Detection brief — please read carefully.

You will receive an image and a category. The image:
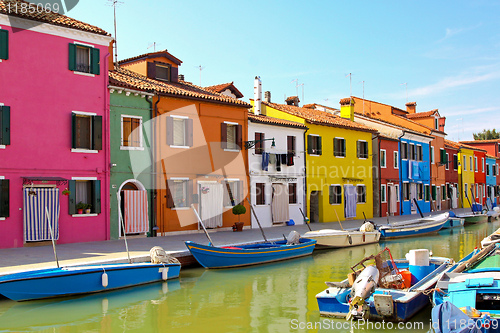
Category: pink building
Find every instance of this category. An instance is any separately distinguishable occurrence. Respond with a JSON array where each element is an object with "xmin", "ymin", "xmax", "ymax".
[{"xmin": 0, "ymin": 4, "xmax": 113, "ymax": 248}]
